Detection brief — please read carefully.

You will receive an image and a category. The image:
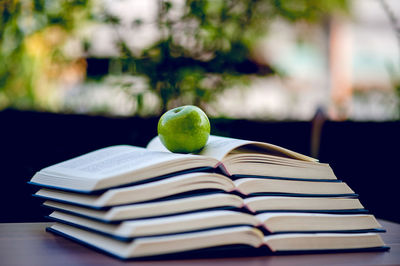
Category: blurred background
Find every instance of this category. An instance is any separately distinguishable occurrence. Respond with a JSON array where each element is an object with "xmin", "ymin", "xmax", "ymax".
[
  {"xmin": 1, "ymin": 0, "xmax": 399, "ymax": 223},
  {"xmin": 2, "ymin": 0, "xmax": 400, "ymax": 120}
]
